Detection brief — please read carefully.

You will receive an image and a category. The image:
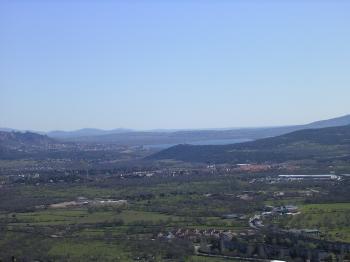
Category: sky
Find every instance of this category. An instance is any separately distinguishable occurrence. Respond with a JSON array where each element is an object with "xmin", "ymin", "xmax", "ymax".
[{"xmin": 1, "ymin": 0, "xmax": 350, "ymax": 131}]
